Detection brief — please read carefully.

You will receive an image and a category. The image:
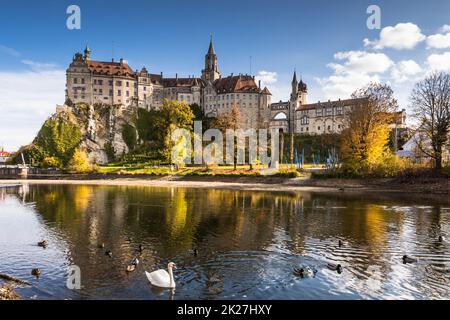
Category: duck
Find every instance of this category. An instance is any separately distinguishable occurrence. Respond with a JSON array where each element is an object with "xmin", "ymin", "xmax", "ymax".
[
  {"xmin": 145, "ymin": 262, "xmax": 177, "ymax": 289},
  {"xmin": 338, "ymin": 240, "xmax": 343, "ymax": 247},
  {"xmin": 37, "ymin": 240, "xmax": 48, "ymax": 248},
  {"xmin": 438, "ymin": 235, "xmax": 445, "ymax": 242},
  {"xmin": 338, "ymin": 187, "xmax": 345, "ymax": 192},
  {"xmin": 105, "ymin": 250, "xmax": 113, "ymax": 258},
  {"xmin": 135, "ymin": 244, "xmax": 144, "ymax": 253},
  {"xmin": 126, "ymin": 257, "xmax": 140, "ymax": 273},
  {"xmin": 98, "ymin": 243, "xmax": 105, "ymax": 249},
  {"xmin": 192, "ymin": 248, "xmax": 198, "ymax": 257},
  {"xmin": 31, "ymin": 268, "xmax": 41, "ymax": 278},
  {"xmin": 293, "ymin": 266, "xmax": 317, "ymax": 278},
  {"xmin": 327, "ymin": 263, "xmax": 343, "ymax": 274},
  {"xmin": 402, "ymin": 255, "xmax": 418, "ymax": 264}
]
